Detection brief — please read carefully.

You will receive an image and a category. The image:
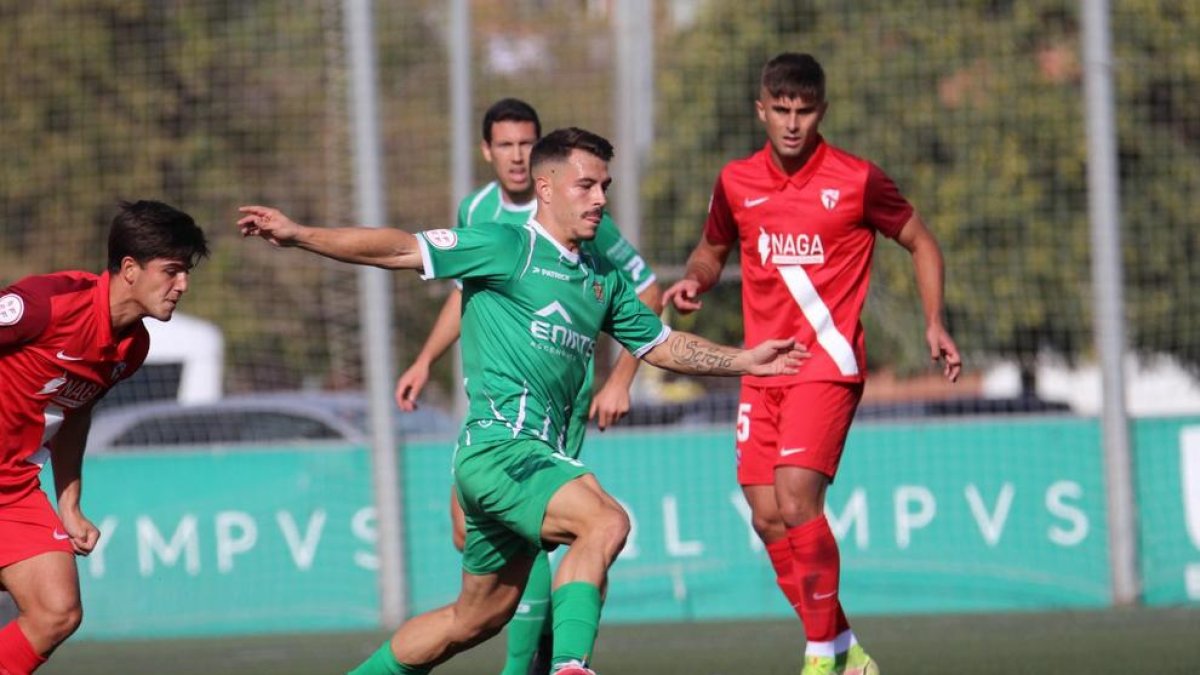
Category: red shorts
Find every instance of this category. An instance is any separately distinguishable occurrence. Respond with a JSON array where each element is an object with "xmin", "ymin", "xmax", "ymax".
[
  {"xmin": 0, "ymin": 489, "xmax": 74, "ymax": 570},
  {"xmin": 735, "ymin": 381, "xmax": 864, "ymax": 485}
]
